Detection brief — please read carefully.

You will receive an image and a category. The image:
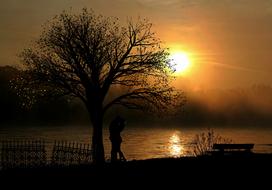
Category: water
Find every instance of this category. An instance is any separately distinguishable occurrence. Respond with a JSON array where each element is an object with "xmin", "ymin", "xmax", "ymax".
[{"xmin": 0, "ymin": 125, "xmax": 271, "ymax": 161}]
